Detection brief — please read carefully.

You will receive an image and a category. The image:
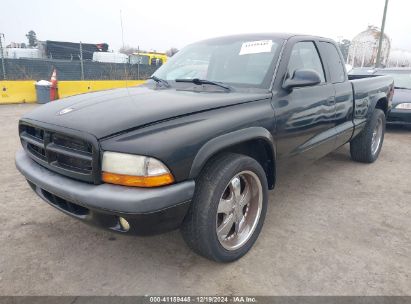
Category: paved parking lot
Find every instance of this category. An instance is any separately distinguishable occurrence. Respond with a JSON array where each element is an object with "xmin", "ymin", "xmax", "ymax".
[{"xmin": 0, "ymin": 104, "xmax": 410, "ymax": 295}]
